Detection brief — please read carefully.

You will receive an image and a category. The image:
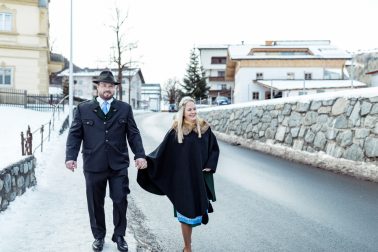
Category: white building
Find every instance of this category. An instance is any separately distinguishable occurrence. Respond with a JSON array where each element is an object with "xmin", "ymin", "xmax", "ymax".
[
  {"xmin": 225, "ymin": 40, "xmax": 367, "ymax": 103},
  {"xmin": 140, "ymin": 83, "xmax": 161, "ymax": 111},
  {"xmin": 197, "ymin": 45, "xmax": 234, "ymax": 103},
  {"xmin": 366, "ymin": 70, "xmax": 378, "ymax": 87},
  {"xmin": 58, "ymin": 68, "xmax": 145, "ymax": 109}
]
